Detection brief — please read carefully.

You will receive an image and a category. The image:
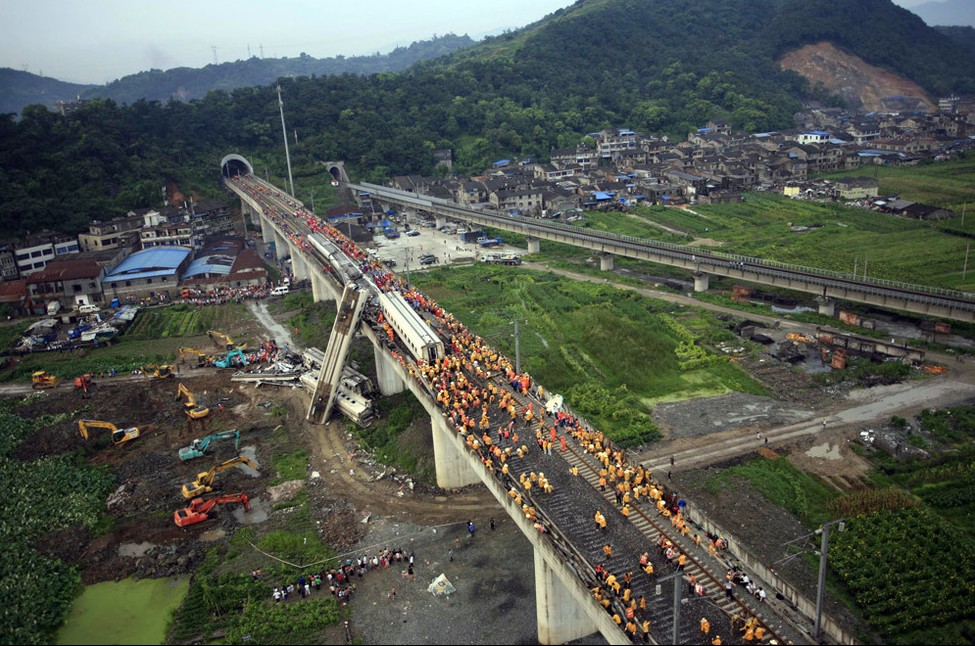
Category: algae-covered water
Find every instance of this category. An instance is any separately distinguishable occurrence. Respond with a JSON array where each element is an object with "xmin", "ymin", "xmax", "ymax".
[{"xmin": 57, "ymin": 577, "xmax": 189, "ymax": 645}]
